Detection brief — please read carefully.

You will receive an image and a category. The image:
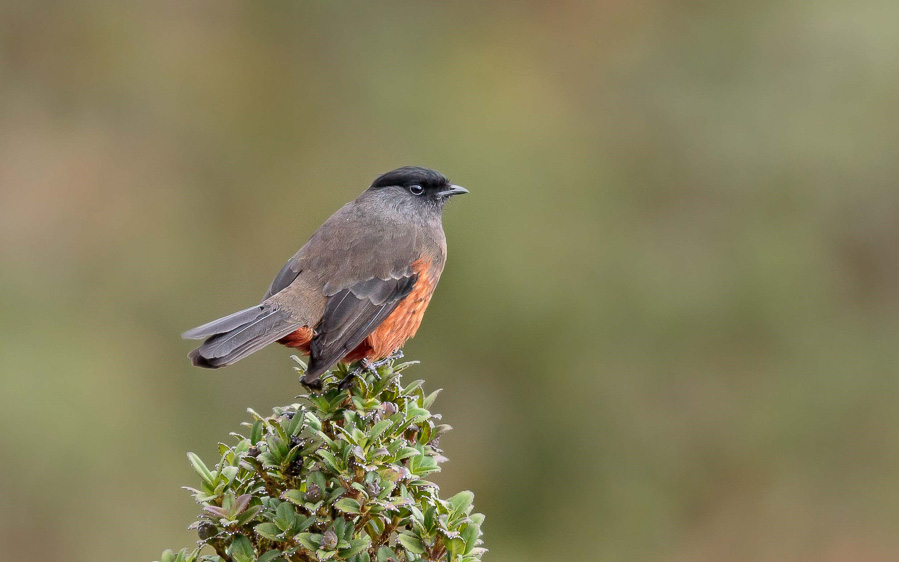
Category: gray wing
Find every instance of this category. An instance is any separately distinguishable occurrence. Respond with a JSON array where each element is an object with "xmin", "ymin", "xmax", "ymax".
[
  {"xmin": 305, "ymin": 274, "xmax": 418, "ymax": 379},
  {"xmin": 263, "ymin": 255, "xmax": 302, "ymax": 300}
]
